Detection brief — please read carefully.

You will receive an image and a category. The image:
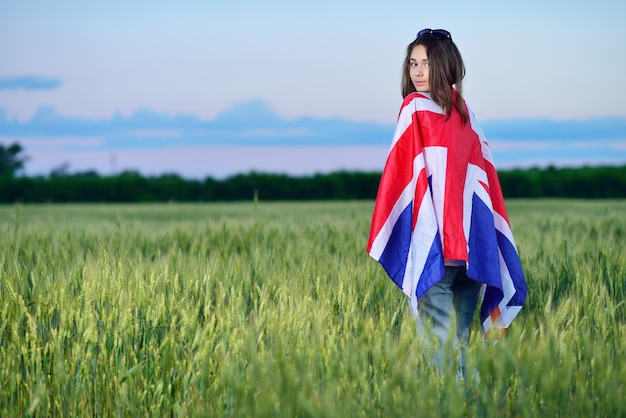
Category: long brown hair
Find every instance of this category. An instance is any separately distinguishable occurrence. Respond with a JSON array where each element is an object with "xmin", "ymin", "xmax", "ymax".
[{"xmin": 401, "ymin": 32, "xmax": 468, "ymax": 124}]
